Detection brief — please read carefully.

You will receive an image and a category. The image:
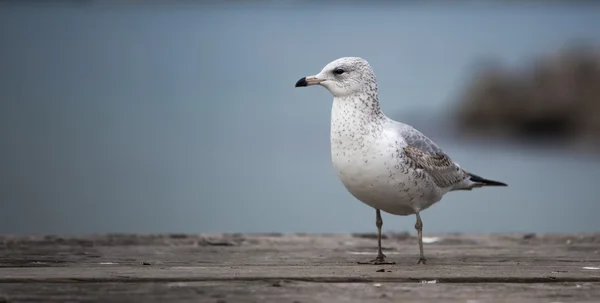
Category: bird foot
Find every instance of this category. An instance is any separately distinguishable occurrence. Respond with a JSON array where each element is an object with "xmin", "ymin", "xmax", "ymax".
[
  {"xmin": 358, "ymin": 254, "xmax": 396, "ymax": 265},
  {"xmin": 416, "ymin": 257, "xmax": 427, "ymax": 265}
]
